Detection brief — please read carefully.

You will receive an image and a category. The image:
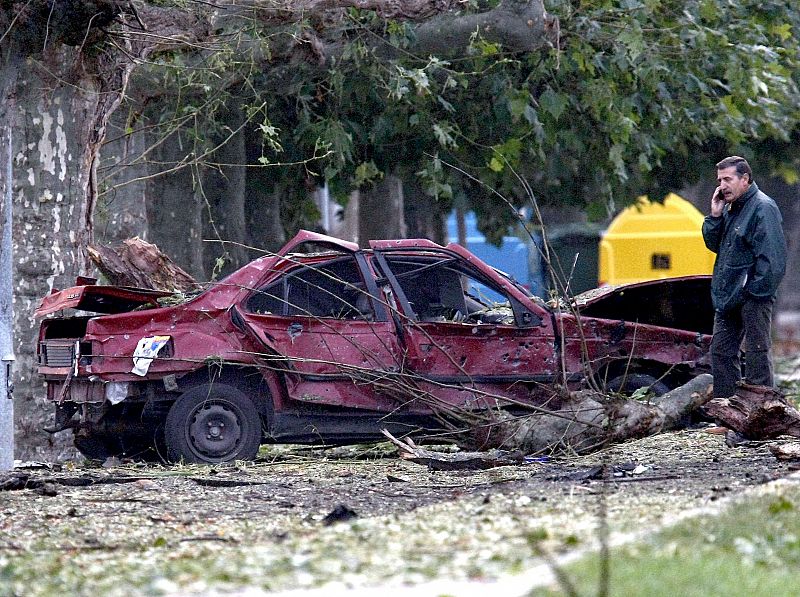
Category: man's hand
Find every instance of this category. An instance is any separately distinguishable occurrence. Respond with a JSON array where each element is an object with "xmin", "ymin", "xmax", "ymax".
[{"xmin": 711, "ymin": 186, "xmax": 725, "ymax": 217}]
